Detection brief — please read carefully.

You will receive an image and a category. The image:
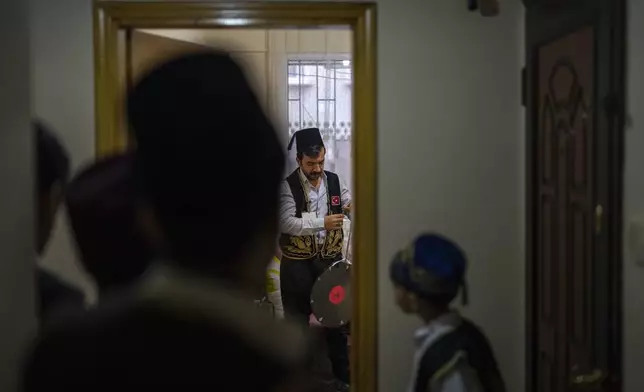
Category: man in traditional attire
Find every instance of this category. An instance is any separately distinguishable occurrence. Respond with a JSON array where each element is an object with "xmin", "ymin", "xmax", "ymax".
[
  {"xmin": 389, "ymin": 233, "xmax": 506, "ymax": 392},
  {"xmin": 279, "ymin": 127, "xmax": 352, "ymax": 391},
  {"xmin": 65, "ymin": 153, "xmax": 153, "ymax": 298},
  {"xmin": 22, "ymin": 52, "xmax": 309, "ymax": 391}
]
